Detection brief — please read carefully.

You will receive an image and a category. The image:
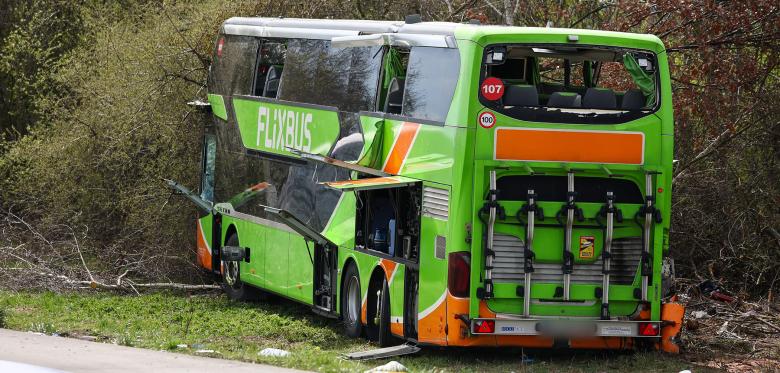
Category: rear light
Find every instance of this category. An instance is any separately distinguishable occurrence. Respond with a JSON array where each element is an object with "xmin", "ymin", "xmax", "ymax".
[
  {"xmin": 638, "ymin": 322, "xmax": 660, "ymax": 336},
  {"xmin": 448, "ymin": 252, "xmax": 471, "ymax": 297},
  {"xmin": 216, "ymin": 37, "xmax": 225, "ymax": 57},
  {"xmin": 473, "ymin": 320, "xmax": 495, "ymax": 334}
]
